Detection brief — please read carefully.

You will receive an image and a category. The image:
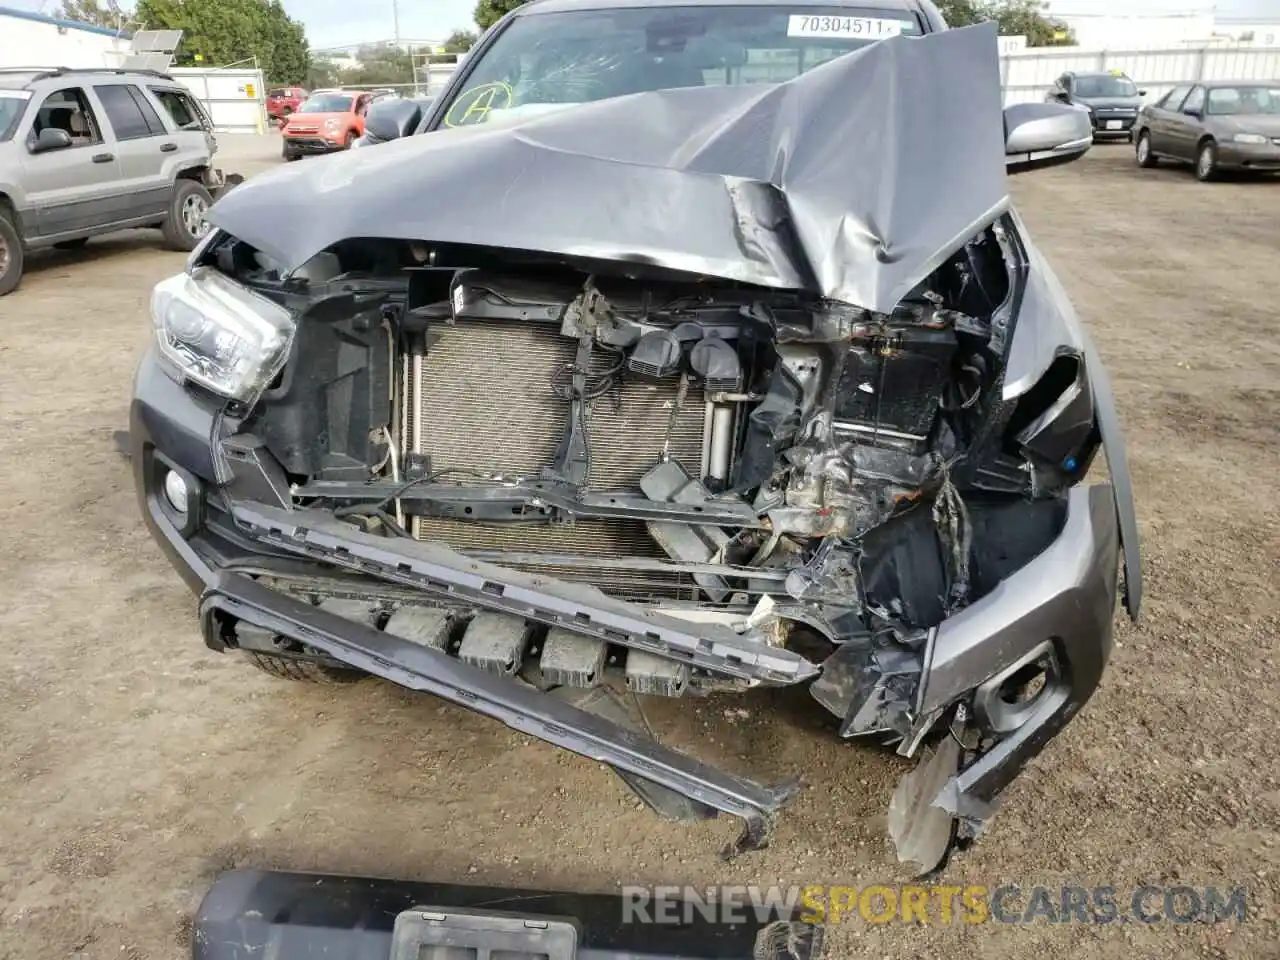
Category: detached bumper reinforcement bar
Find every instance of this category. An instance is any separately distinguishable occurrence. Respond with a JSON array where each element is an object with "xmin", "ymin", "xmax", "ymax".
[
  {"xmin": 200, "ymin": 572, "xmax": 799, "ymax": 855},
  {"xmin": 231, "ymin": 501, "xmax": 819, "ymax": 686}
]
